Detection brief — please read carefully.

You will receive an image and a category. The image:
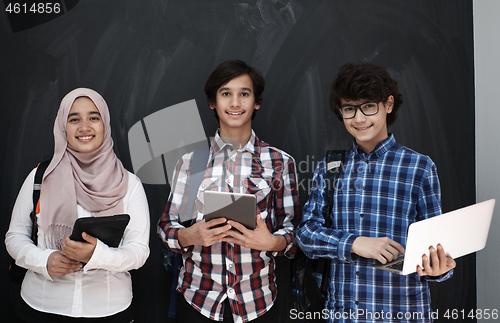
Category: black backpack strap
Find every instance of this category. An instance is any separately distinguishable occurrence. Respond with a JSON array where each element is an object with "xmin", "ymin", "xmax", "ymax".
[
  {"xmin": 167, "ymin": 146, "xmax": 210, "ymax": 318},
  {"xmin": 325, "ymin": 150, "xmax": 345, "ymax": 226},
  {"xmin": 185, "ymin": 146, "xmax": 210, "ymax": 223},
  {"xmin": 30, "ymin": 158, "xmax": 51, "ymax": 245},
  {"xmin": 315, "ymin": 149, "xmax": 345, "ymax": 296}
]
